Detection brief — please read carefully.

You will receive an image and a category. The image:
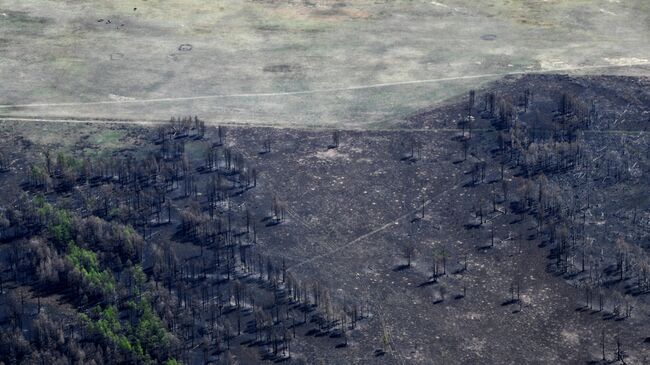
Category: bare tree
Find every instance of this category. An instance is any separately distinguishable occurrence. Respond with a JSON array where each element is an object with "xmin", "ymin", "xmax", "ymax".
[
  {"xmin": 403, "ymin": 243, "xmax": 415, "ymax": 268},
  {"xmin": 330, "ymin": 131, "xmax": 340, "ymax": 149}
]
